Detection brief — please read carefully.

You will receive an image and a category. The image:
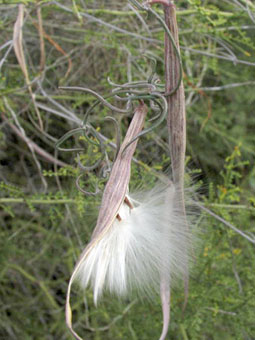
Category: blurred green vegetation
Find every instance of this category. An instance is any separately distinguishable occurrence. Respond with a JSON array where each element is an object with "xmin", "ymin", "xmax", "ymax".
[{"xmin": 0, "ymin": 0, "xmax": 255, "ymax": 339}]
